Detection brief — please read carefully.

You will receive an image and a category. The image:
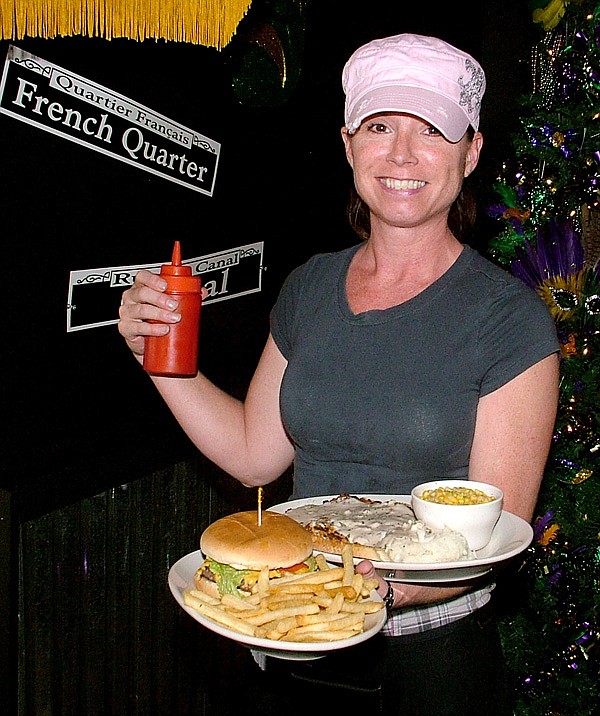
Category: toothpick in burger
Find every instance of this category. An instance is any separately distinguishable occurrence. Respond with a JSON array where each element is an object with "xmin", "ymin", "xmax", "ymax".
[{"xmin": 194, "ymin": 510, "xmax": 316, "ymax": 598}]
